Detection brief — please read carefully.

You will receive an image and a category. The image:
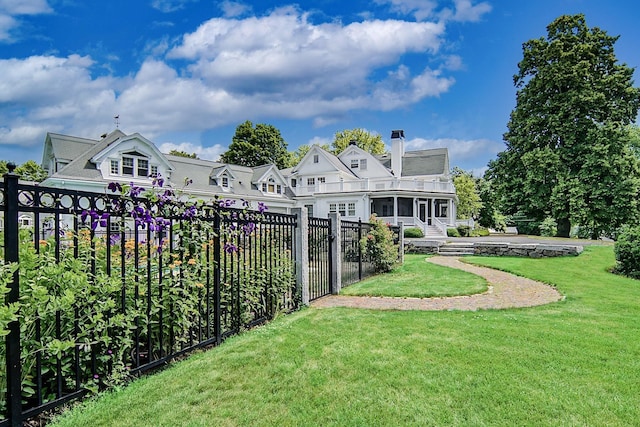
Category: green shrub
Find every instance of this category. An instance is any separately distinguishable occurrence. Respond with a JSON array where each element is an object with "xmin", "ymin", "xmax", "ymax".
[
  {"xmin": 456, "ymin": 225, "xmax": 471, "ymax": 237},
  {"xmin": 470, "ymin": 227, "xmax": 490, "ymax": 237},
  {"xmin": 361, "ymin": 215, "xmax": 399, "ymax": 273},
  {"xmin": 447, "ymin": 228, "xmax": 460, "ymax": 237},
  {"xmin": 403, "ymin": 227, "xmax": 424, "ymax": 238},
  {"xmin": 614, "ymin": 225, "xmax": 640, "ymax": 279},
  {"xmin": 539, "ymin": 217, "xmax": 558, "ymax": 237}
]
